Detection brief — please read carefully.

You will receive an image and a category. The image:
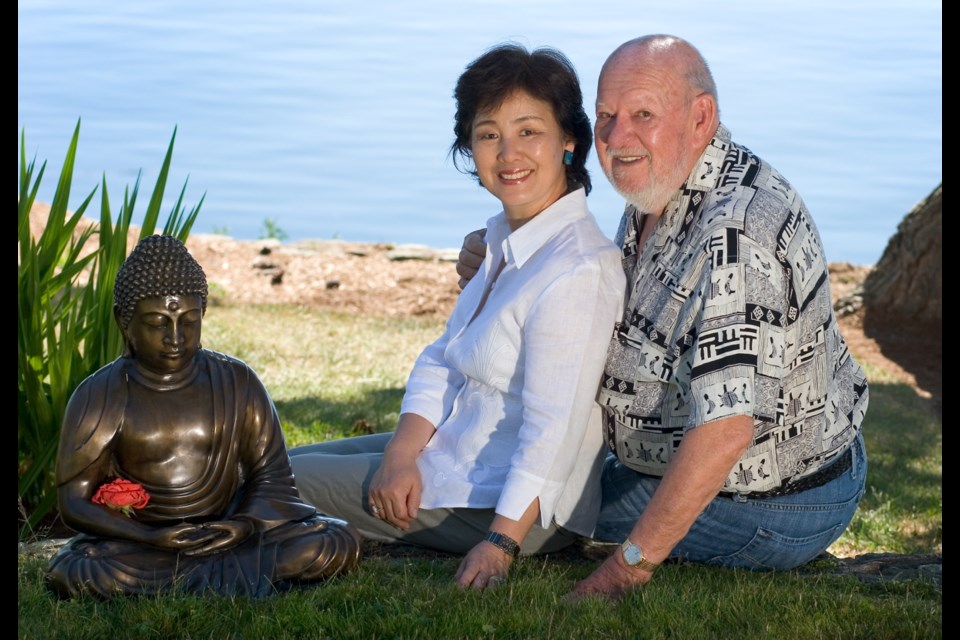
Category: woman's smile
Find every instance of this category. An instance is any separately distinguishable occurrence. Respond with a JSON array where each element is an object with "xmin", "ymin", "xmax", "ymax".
[{"xmin": 470, "ymin": 91, "xmax": 573, "ymax": 229}]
